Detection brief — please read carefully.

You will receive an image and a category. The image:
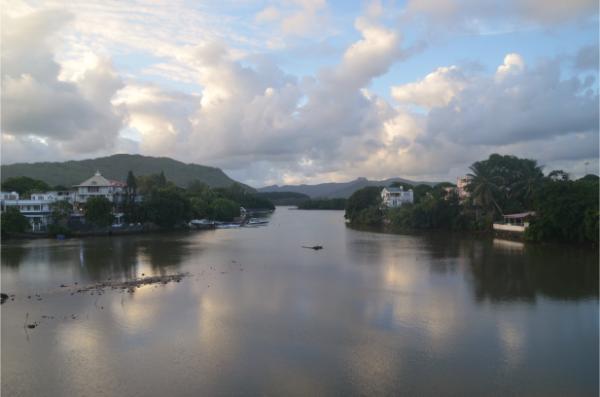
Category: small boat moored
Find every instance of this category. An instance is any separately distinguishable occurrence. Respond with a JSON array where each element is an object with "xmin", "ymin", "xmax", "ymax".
[{"xmin": 246, "ymin": 218, "xmax": 269, "ymax": 226}]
